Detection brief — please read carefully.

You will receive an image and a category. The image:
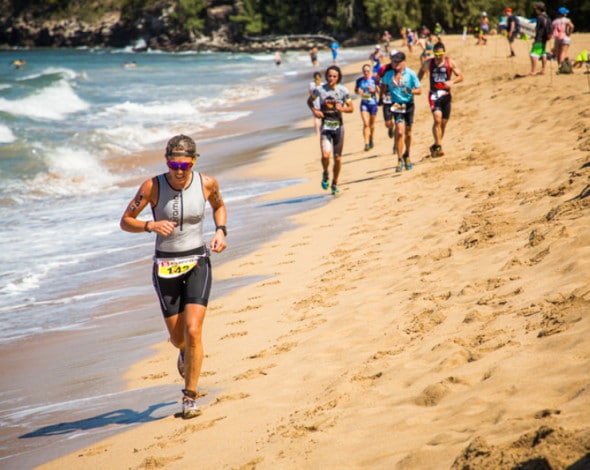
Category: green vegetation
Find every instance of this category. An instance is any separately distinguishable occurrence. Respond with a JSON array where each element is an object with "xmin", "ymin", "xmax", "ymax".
[{"xmin": 2, "ymin": 0, "xmax": 588, "ymax": 39}]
